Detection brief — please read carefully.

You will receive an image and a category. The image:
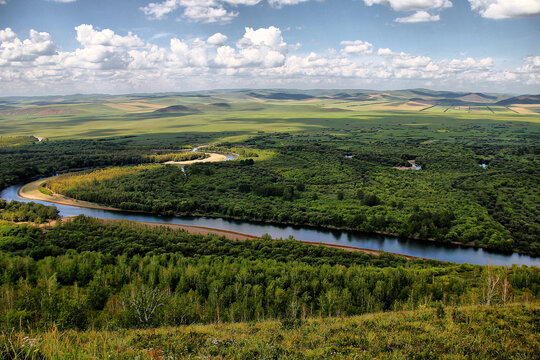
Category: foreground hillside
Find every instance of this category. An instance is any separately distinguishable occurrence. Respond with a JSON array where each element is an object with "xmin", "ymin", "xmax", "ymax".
[{"xmin": 2, "ymin": 304, "xmax": 538, "ymax": 359}]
